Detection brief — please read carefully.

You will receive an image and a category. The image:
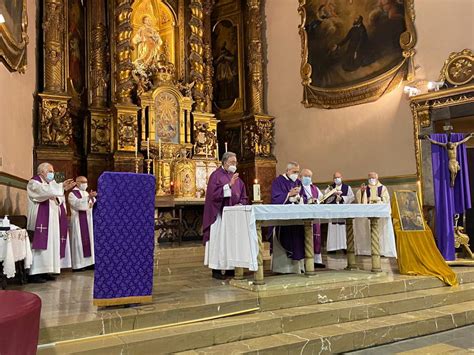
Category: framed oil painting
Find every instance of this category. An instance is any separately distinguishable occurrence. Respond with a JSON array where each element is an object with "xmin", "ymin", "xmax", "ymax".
[
  {"xmin": 0, "ymin": 0, "xmax": 28, "ymax": 72},
  {"xmin": 394, "ymin": 190, "xmax": 426, "ymax": 232},
  {"xmin": 299, "ymin": 0, "xmax": 416, "ymax": 109}
]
